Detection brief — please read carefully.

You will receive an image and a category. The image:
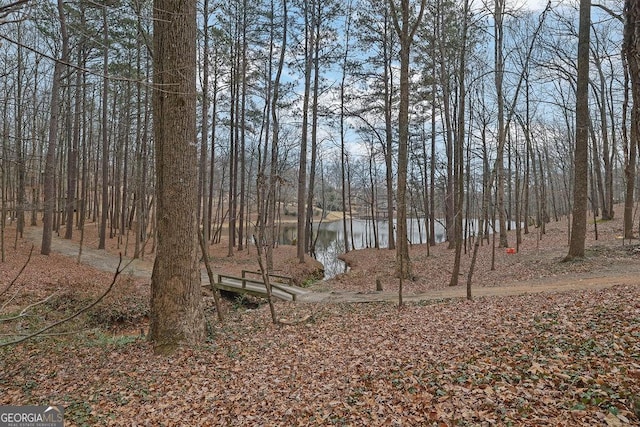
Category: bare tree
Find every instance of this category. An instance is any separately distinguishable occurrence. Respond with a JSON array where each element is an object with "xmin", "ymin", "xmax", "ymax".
[
  {"xmin": 98, "ymin": 3, "xmax": 109, "ymax": 250},
  {"xmin": 565, "ymin": 0, "xmax": 591, "ymax": 261},
  {"xmin": 623, "ymin": 0, "xmax": 639, "ymax": 239},
  {"xmin": 41, "ymin": 0, "xmax": 69, "ymax": 256},
  {"xmin": 388, "ymin": 0, "xmax": 427, "ymax": 286},
  {"xmin": 339, "ymin": 0, "xmax": 354, "ymax": 253},
  {"xmin": 448, "ymin": 0, "xmax": 471, "ymax": 287}
]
